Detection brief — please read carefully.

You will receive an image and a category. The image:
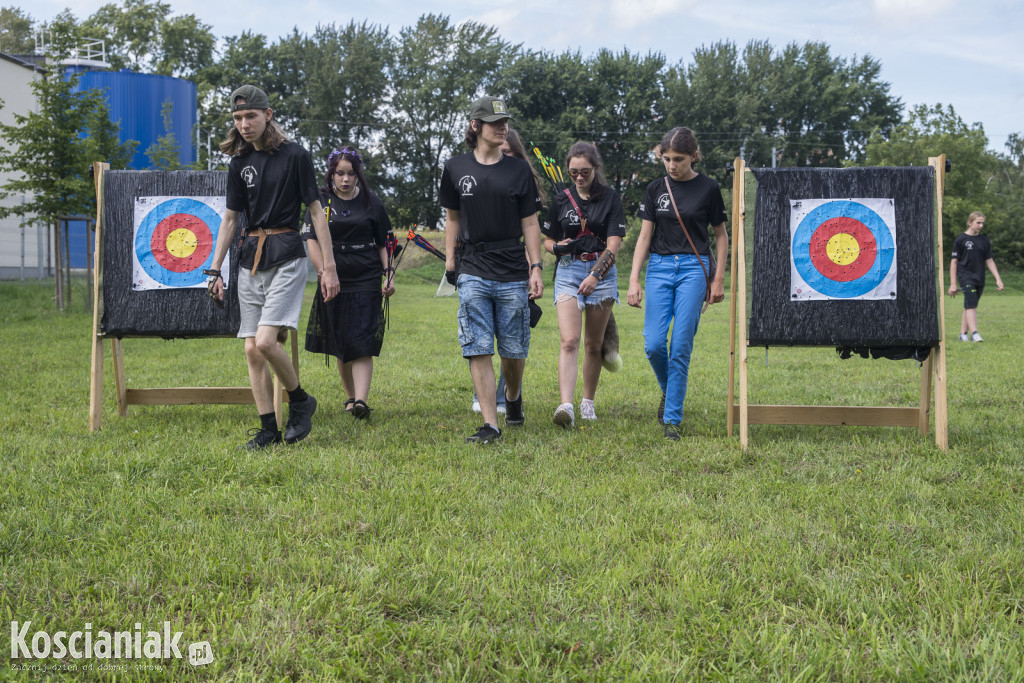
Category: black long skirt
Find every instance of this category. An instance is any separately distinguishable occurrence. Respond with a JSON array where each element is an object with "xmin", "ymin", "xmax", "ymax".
[{"xmin": 305, "ymin": 288, "xmax": 385, "ymax": 361}]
